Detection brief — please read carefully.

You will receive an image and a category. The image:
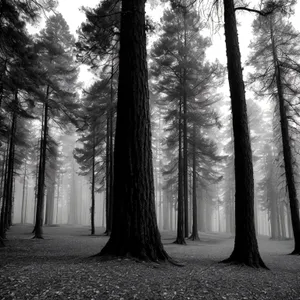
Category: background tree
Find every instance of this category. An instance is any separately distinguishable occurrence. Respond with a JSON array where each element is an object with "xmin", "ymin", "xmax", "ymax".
[
  {"xmin": 151, "ymin": 6, "xmax": 223, "ymax": 243},
  {"xmin": 32, "ymin": 13, "xmax": 79, "ymax": 239},
  {"xmin": 77, "ymin": 0, "xmax": 119, "ymax": 234},
  {"xmin": 74, "ymin": 80, "xmax": 109, "ymax": 235},
  {"xmin": 248, "ymin": 5, "xmax": 300, "ymax": 254}
]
